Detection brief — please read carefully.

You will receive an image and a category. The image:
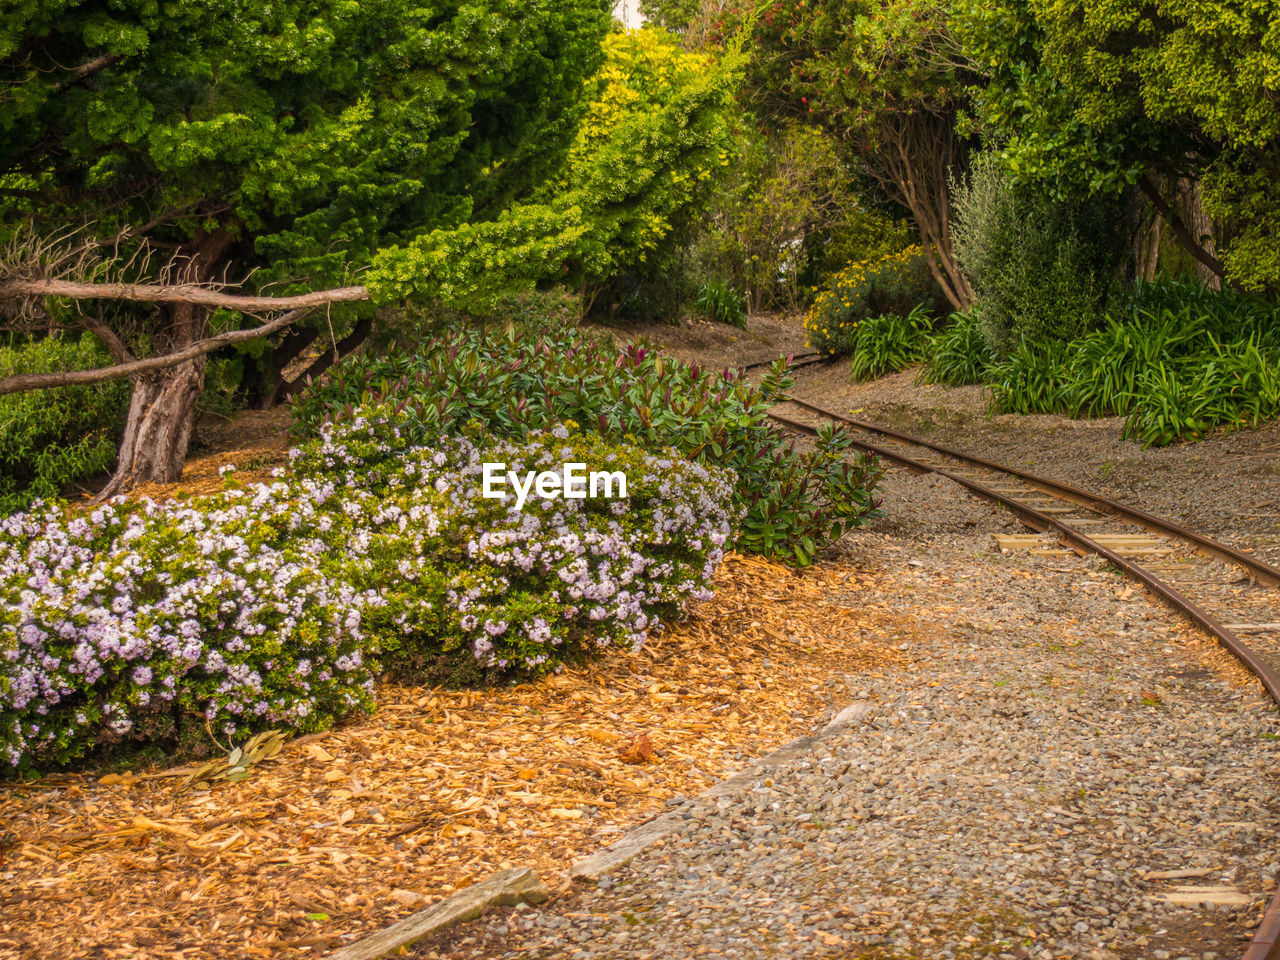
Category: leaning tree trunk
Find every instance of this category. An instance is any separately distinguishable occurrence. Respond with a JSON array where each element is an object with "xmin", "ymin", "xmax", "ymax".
[
  {"xmin": 99, "ymin": 356, "xmax": 206, "ymax": 498},
  {"xmin": 96, "ymin": 229, "xmax": 232, "ymax": 499},
  {"xmin": 871, "ymin": 111, "xmax": 974, "ymax": 312}
]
